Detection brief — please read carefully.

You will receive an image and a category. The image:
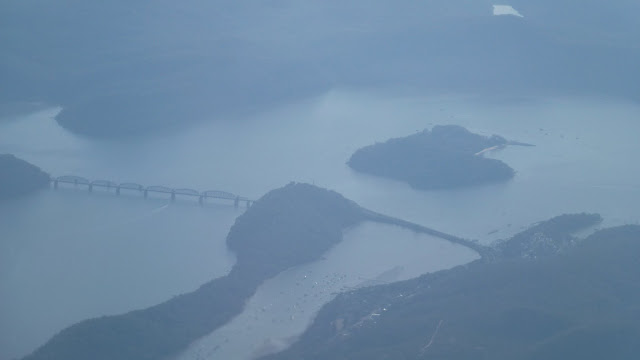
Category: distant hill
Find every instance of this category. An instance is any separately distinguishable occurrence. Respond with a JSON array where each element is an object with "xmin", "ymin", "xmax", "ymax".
[
  {"xmin": 2, "ymin": 1, "xmax": 639, "ymax": 137},
  {"xmin": 264, "ymin": 224, "xmax": 640, "ymax": 360},
  {"xmin": 0, "ymin": 154, "xmax": 50, "ymax": 200},
  {"xmin": 348, "ymin": 125, "xmax": 516, "ymax": 189}
]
